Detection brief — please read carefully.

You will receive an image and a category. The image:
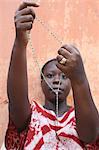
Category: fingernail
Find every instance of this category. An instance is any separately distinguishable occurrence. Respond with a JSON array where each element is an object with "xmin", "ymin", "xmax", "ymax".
[
  {"xmin": 33, "ymin": 0, "xmax": 40, "ymax": 5},
  {"xmin": 23, "ymin": 0, "xmax": 40, "ymax": 5}
]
